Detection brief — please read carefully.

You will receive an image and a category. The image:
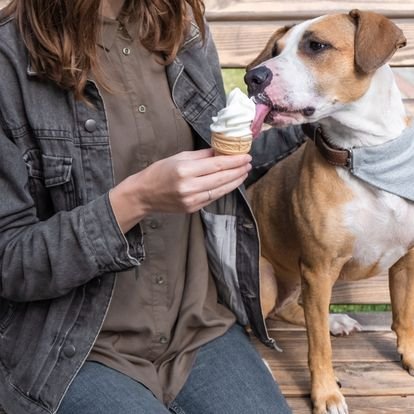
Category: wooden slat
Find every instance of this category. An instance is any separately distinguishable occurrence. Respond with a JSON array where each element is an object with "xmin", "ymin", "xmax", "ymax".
[
  {"xmin": 405, "ymin": 98, "xmax": 414, "ymax": 115},
  {"xmin": 286, "ymin": 396, "xmax": 414, "ymax": 414},
  {"xmin": 252, "ymin": 315, "xmax": 414, "ymax": 411},
  {"xmin": 205, "ymin": 0, "xmax": 414, "ymax": 21},
  {"xmin": 209, "ymin": 20, "xmax": 414, "ymax": 67},
  {"xmin": 252, "ymin": 329, "xmax": 414, "ymax": 398},
  {"xmin": 269, "ymin": 361, "xmax": 414, "ymax": 397},
  {"xmin": 331, "ymin": 273, "xmax": 390, "ymax": 304},
  {"xmin": 254, "ymin": 331, "xmax": 400, "ymax": 363},
  {"xmin": 266, "ymin": 311, "xmax": 393, "ymax": 332}
]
